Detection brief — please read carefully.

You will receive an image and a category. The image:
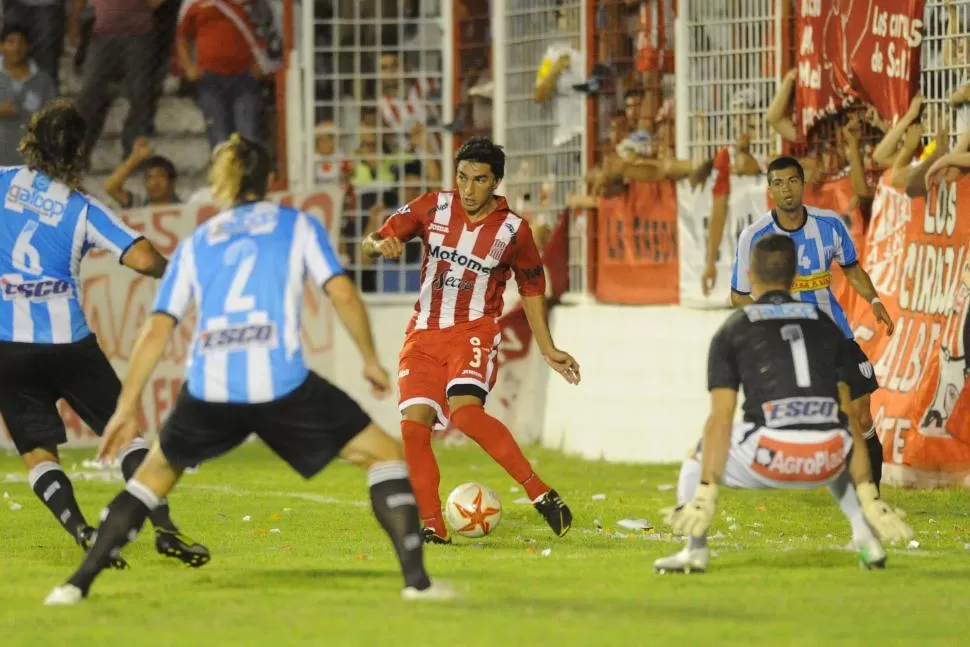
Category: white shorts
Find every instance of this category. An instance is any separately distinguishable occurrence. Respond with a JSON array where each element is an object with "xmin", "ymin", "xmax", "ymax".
[{"xmin": 704, "ymin": 423, "xmax": 853, "ymax": 490}]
